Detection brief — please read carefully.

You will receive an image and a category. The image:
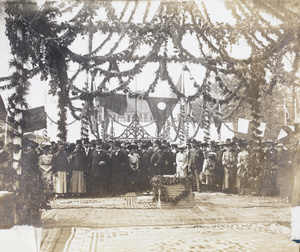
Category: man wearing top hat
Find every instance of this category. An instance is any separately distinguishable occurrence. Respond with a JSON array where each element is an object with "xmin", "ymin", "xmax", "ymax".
[
  {"xmin": 222, "ymin": 138, "xmax": 237, "ymax": 193},
  {"xmin": 150, "ymin": 140, "xmax": 165, "ymax": 177},
  {"xmin": 110, "ymin": 141, "xmax": 129, "ymax": 196},
  {"xmin": 139, "ymin": 142, "xmax": 152, "ymax": 191},
  {"xmin": 90, "ymin": 139, "xmax": 111, "ymax": 197},
  {"xmin": 189, "ymin": 139, "xmax": 204, "ymax": 192},
  {"xmin": 215, "ymin": 141, "xmax": 225, "ymax": 192},
  {"xmin": 82, "ymin": 138, "xmax": 93, "ymax": 194}
]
